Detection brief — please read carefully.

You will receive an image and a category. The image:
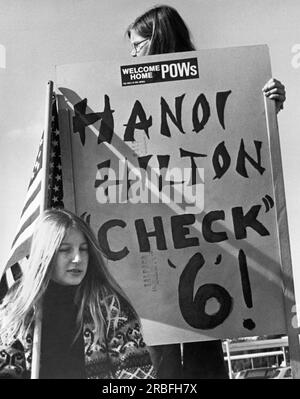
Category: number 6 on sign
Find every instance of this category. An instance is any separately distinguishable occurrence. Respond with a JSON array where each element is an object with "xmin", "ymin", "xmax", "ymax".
[{"xmin": 178, "ymin": 252, "xmax": 233, "ymax": 329}]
